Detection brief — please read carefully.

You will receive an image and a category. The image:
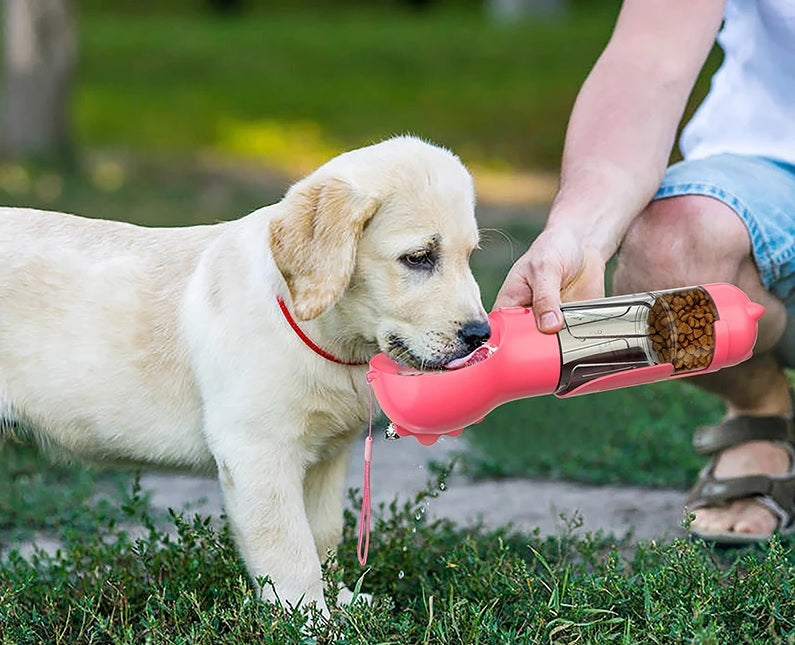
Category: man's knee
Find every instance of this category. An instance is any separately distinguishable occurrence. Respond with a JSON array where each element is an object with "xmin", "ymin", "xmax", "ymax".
[{"xmin": 613, "ymin": 194, "xmax": 751, "ymax": 293}]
